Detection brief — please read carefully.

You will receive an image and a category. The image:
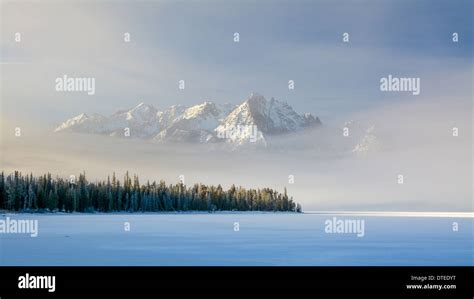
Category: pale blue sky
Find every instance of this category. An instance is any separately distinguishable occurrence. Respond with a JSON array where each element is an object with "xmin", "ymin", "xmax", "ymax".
[{"xmin": 1, "ymin": 0, "xmax": 472, "ymax": 126}]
